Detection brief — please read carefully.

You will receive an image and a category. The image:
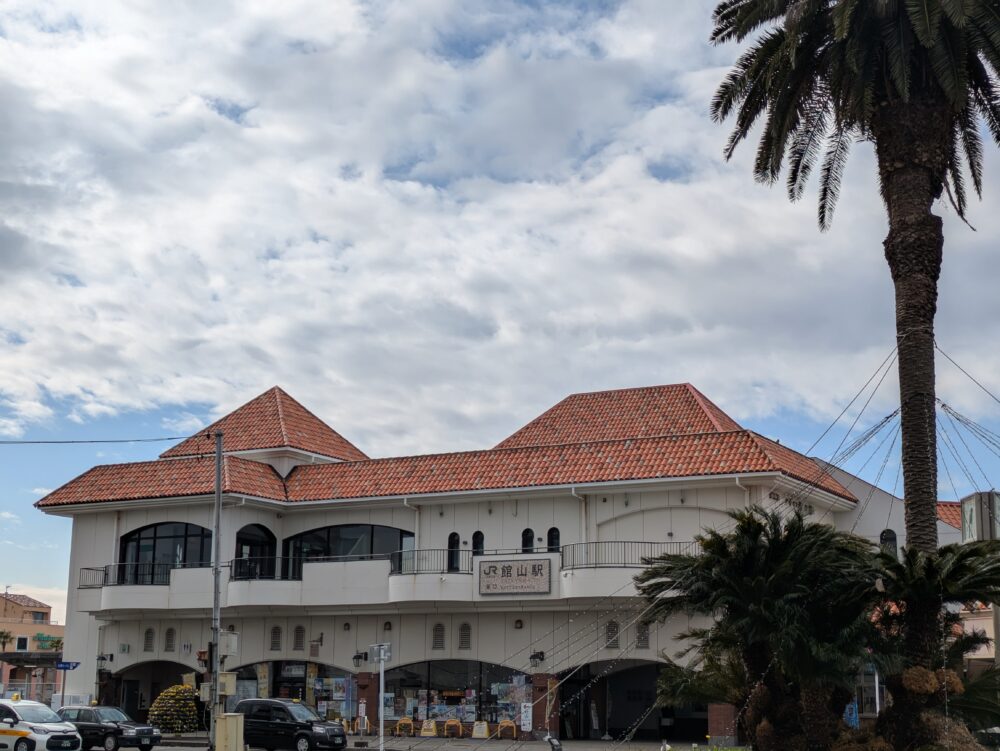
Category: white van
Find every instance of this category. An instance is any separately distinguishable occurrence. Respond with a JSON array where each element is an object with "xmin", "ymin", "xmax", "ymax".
[{"xmin": 0, "ymin": 698, "xmax": 82, "ymax": 751}]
